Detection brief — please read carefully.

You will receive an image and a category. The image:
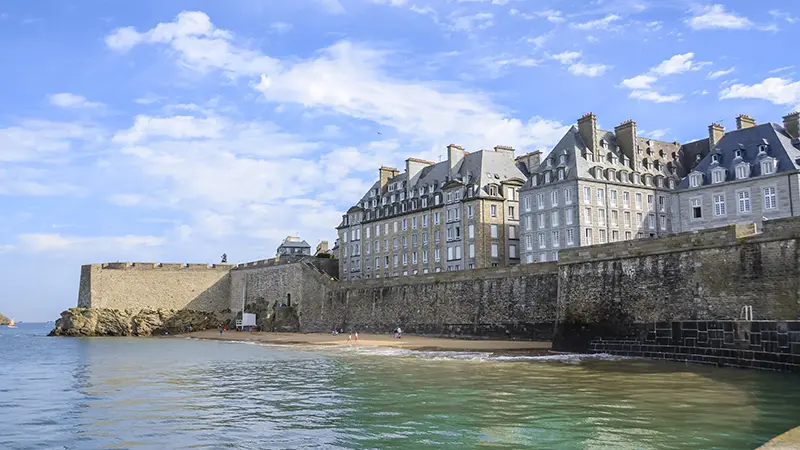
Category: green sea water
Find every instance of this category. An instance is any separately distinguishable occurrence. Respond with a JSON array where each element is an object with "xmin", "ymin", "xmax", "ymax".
[{"xmin": 2, "ymin": 324, "xmax": 799, "ymax": 449}]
